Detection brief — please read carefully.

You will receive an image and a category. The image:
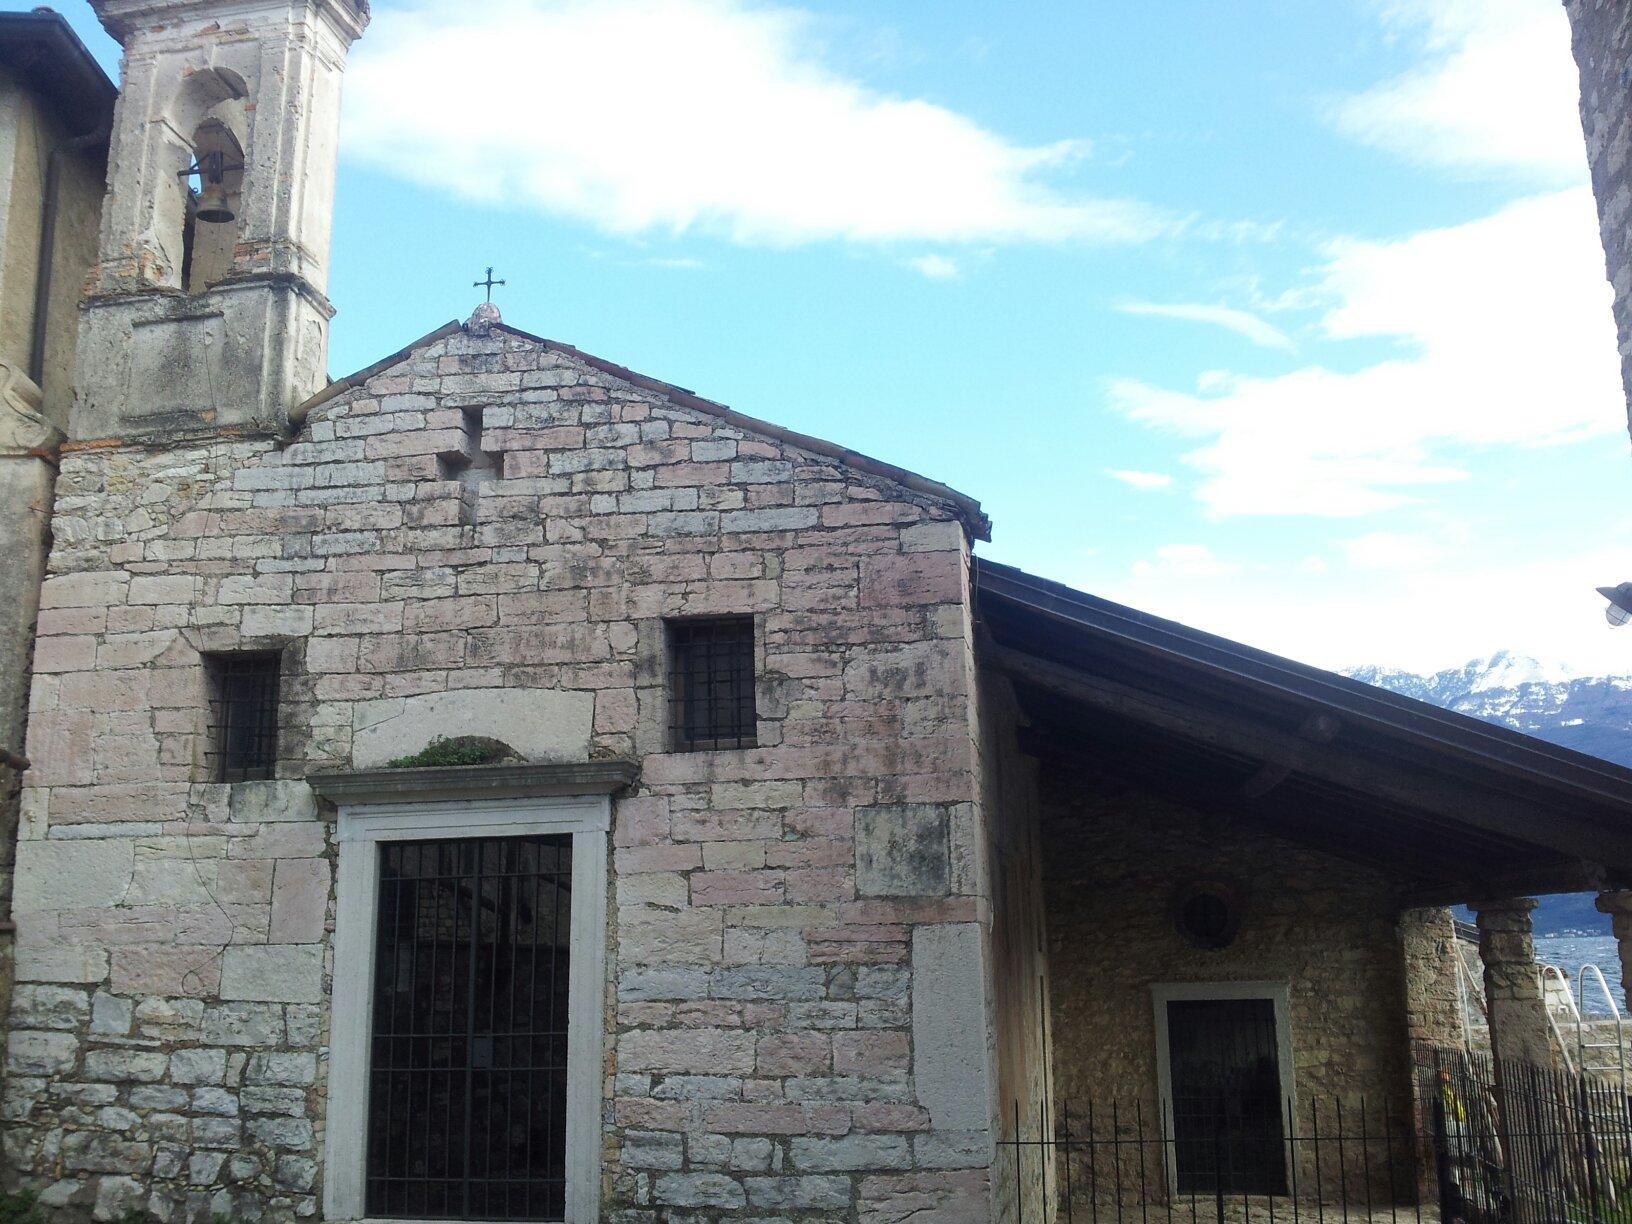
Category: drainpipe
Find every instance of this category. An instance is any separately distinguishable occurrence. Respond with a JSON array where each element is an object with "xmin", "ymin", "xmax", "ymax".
[{"xmin": 28, "ymin": 122, "xmax": 109, "ymax": 387}]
